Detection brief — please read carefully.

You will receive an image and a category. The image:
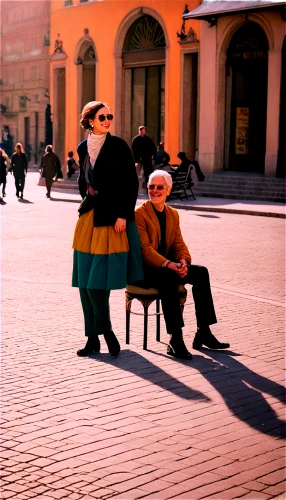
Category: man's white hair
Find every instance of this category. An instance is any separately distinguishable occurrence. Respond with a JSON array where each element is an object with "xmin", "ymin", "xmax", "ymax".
[{"xmin": 148, "ymin": 169, "xmax": 173, "ymax": 189}]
